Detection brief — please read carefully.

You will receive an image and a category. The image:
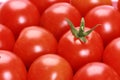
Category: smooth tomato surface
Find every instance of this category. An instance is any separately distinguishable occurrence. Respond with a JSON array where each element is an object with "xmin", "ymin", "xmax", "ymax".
[
  {"xmin": 28, "ymin": 54, "xmax": 73, "ymax": 80},
  {"xmin": 103, "ymin": 37, "xmax": 120, "ymax": 76},
  {"xmin": 0, "ymin": 50, "xmax": 27, "ymax": 80},
  {"xmin": 70, "ymin": 0, "xmax": 112, "ymax": 16},
  {"xmin": 85, "ymin": 5, "xmax": 120, "ymax": 46},
  {"xmin": 13, "ymin": 26, "xmax": 58, "ymax": 68},
  {"xmin": 73, "ymin": 62, "xmax": 120, "ymax": 80},
  {"xmin": 0, "ymin": 0, "xmax": 40, "ymax": 38},
  {"xmin": 40, "ymin": 2, "xmax": 81, "ymax": 40},
  {"xmin": 57, "ymin": 27, "xmax": 104, "ymax": 72},
  {"xmin": 0, "ymin": 24, "xmax": 15, "ymax": 51},
  {"xmin": 118, "ymin": 0, "xmax": 120, "ymax": 11},
  {"xmin": 29, "ymin": 0, "xmax": 70, "ymax": 14}
]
